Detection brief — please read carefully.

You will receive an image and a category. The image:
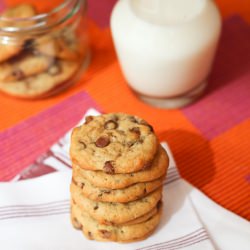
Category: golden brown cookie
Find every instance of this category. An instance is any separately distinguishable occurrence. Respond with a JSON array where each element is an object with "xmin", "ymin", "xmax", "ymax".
[
  {"xmin": 72, "ymin": 203, "xmax": 159, "ymax": 228},
  {"xmin": 72, "ymin": 174, "xmax": 164, "ymax": 203},
  {"xmin": 71, "ymin": 202, "xmax": 162, "ymax": 242},
  {"xmin": 73, "ymin": 145, "xmax": 168, "ymax": 189},
  {"xmin": 70, "ymin": 113, "xmax": 159, "ymax": 174},
  {"xmin": 0, "ymin": 44, "xmax": 22, "ymax": 64},
  {"xmin": 0, "ymin": 60, "xmax": 78, "ymax": 98},
  {"xmin": 0, "ymin": 4, "xmax": 36, "ymax": 62},
  {"xmin": 0, "ymin": 53, "xmax": 54, "ymax": 83},
  {"xmin": 71, "ymin": 183, "xmax": 162, "ymax": 225}
]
